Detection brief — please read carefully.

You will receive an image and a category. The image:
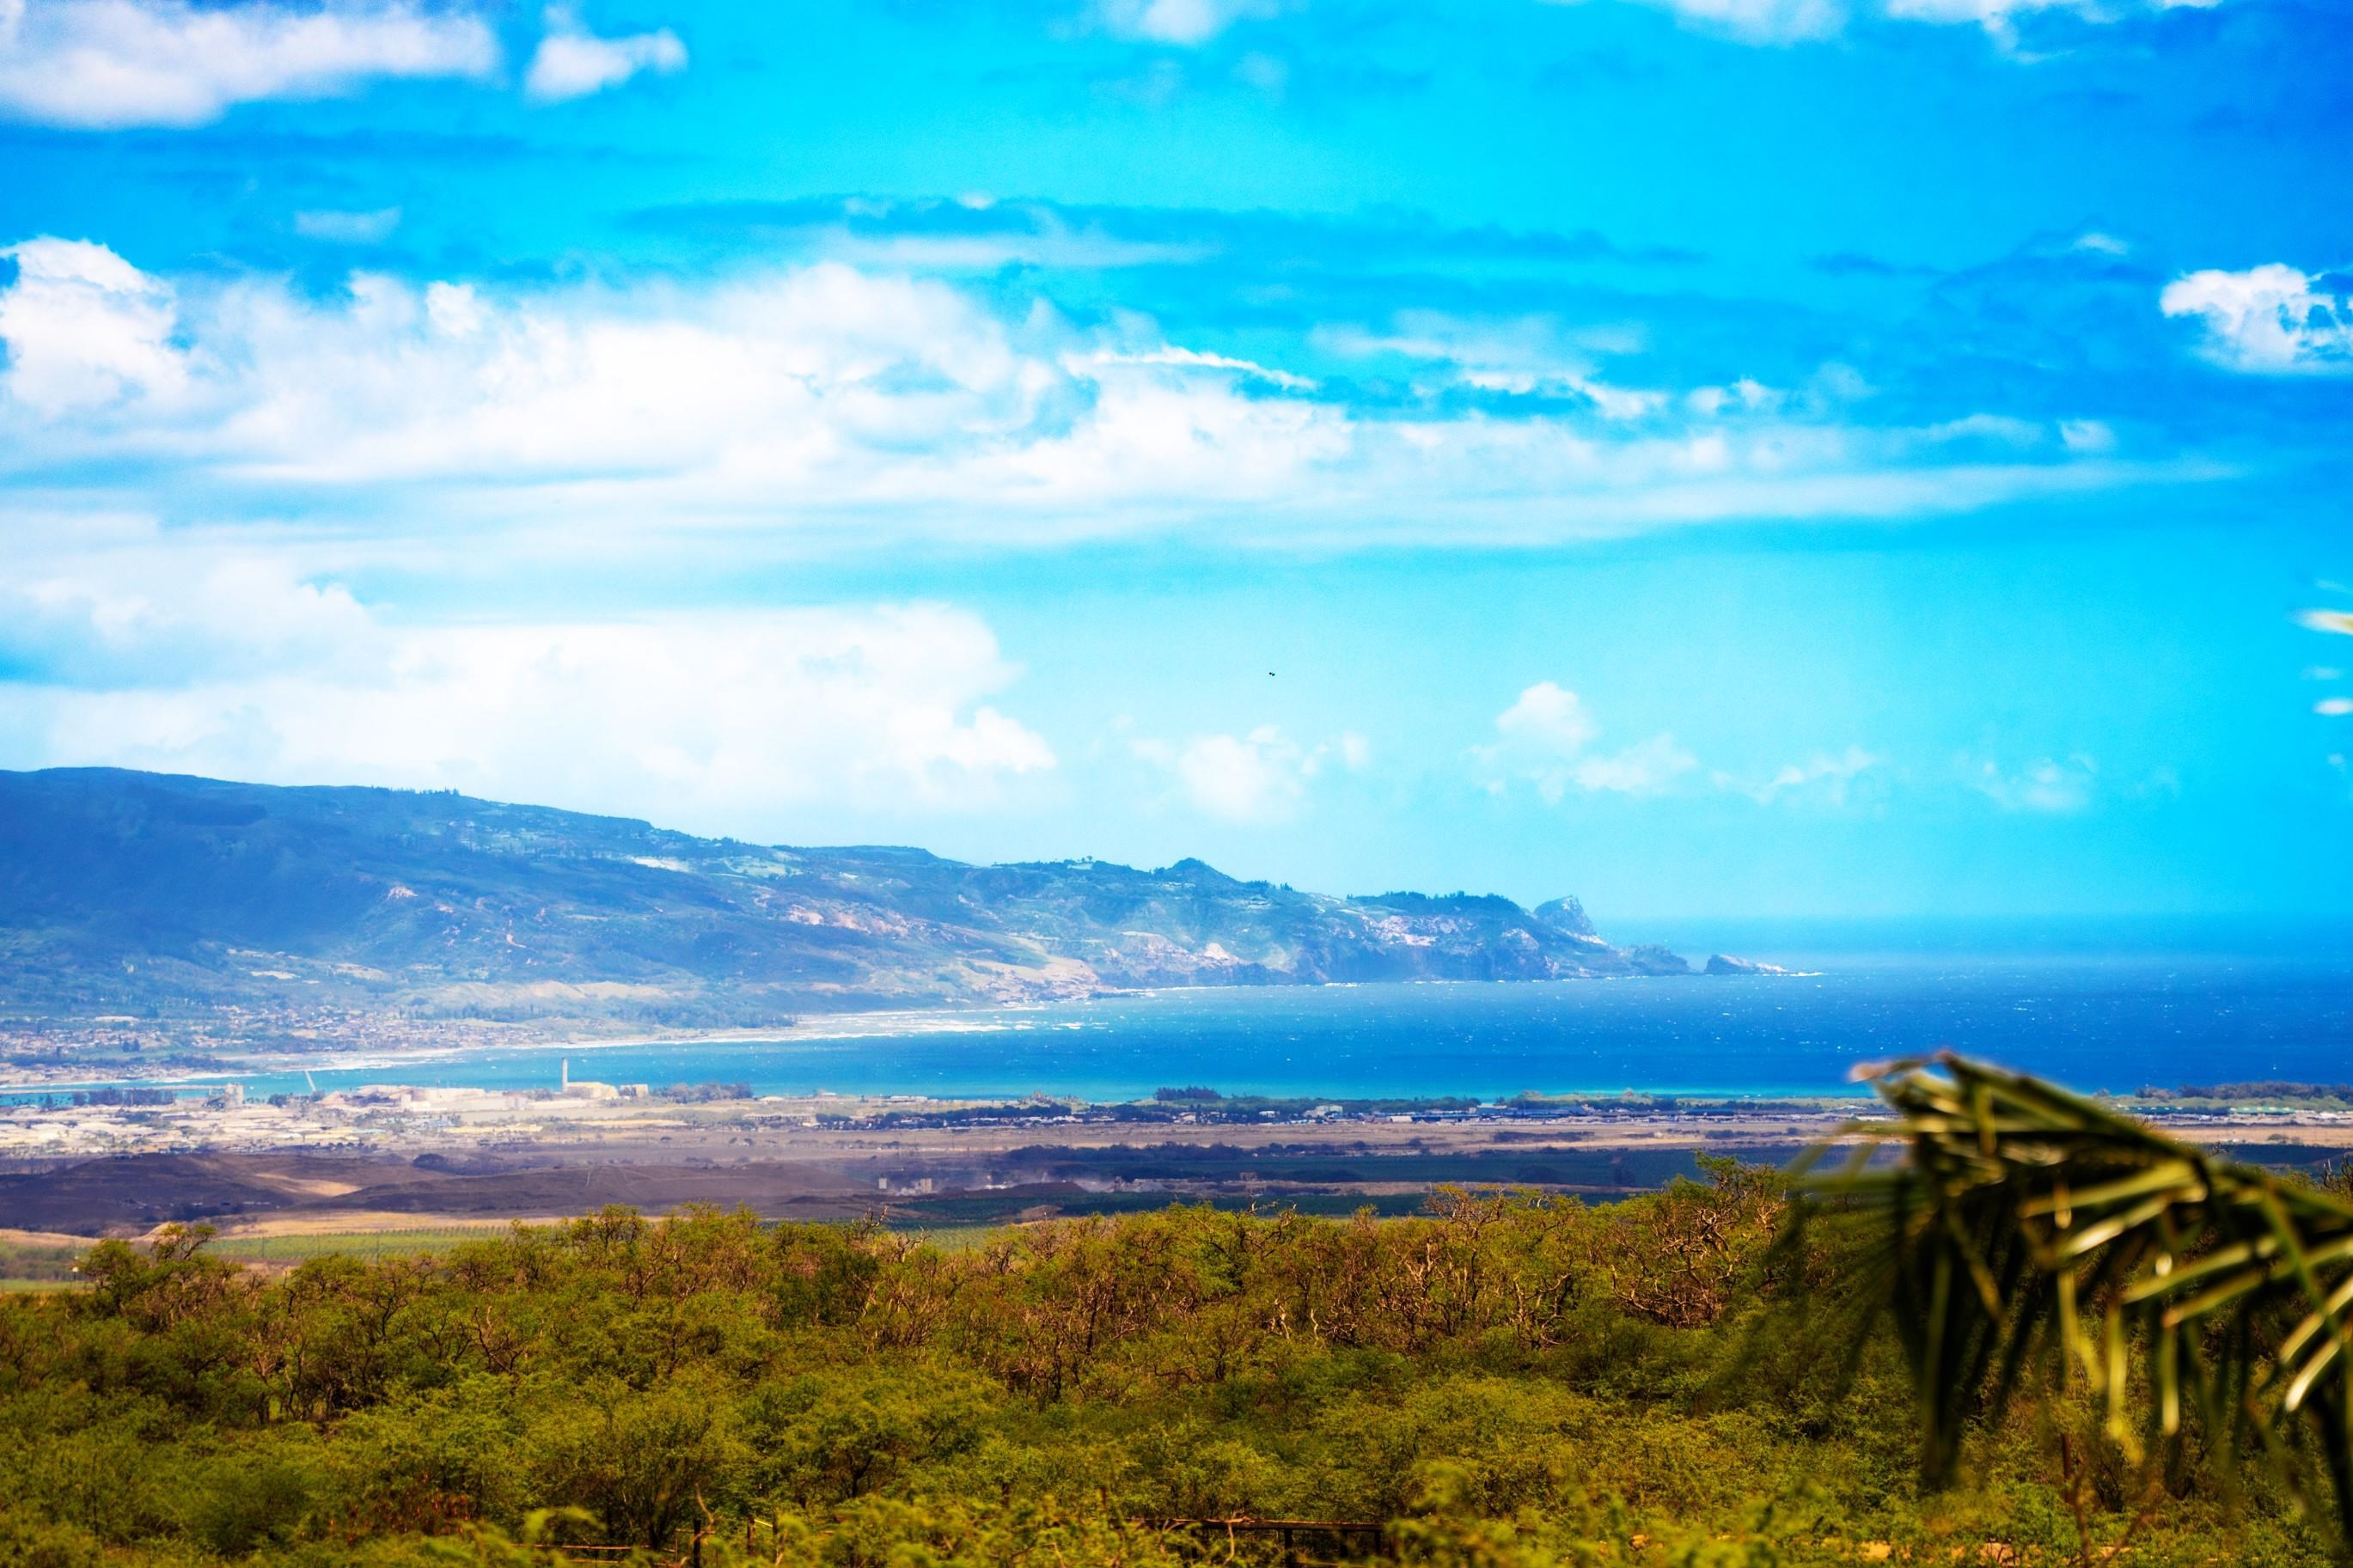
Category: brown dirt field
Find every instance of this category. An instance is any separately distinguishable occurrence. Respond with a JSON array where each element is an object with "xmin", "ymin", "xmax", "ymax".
[{"xmin": 9, "ymin": 1107, "xmax": 2344, "ymax": 1239}]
